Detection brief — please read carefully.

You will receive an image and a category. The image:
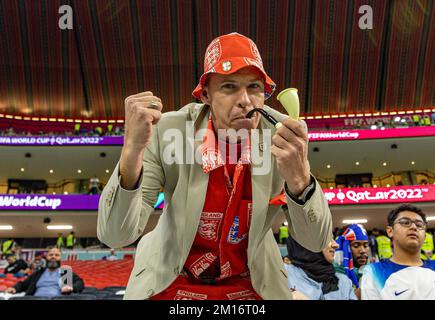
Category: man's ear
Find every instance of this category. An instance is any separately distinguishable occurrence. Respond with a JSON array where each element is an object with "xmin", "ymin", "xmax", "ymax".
[
  {"xmin": 200, "ymin": 89, "xmax": 210, "ymax": 105},
  {"xmin": 386, "ymin": 226, "xmax": 394, "ymax": 239}
]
